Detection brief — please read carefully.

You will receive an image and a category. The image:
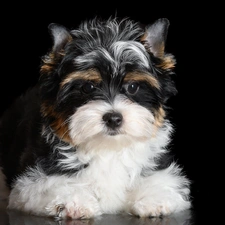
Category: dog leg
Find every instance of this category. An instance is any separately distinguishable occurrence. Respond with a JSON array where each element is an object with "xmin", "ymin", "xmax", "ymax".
[
  {"xmin": 126, "ymin": 163, "xmax": 191, "ymax": 217},
  {"xmin": 8, "ymin": 168, "xmax": 102, "ymax": 219}
]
